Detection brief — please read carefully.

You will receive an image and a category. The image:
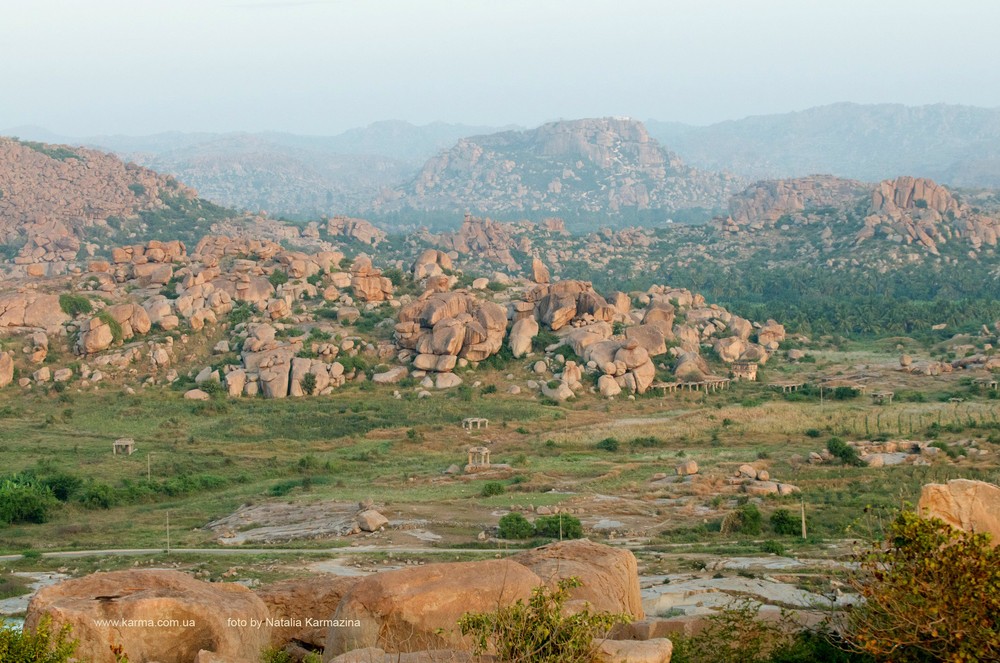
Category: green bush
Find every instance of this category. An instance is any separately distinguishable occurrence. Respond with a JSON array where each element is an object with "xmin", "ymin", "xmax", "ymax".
[
  {"xmin": 41, "ymin": 473, "xmax": 82, "ymax": 502},
  {"xmin": 0, "ymin": 478, "xmax": 59, "ymax": 524},
  {"xmin": 459, "ymin": 577, "xmax": 628, "ymax": 663},
  {"xmin": 629, "ymin": 436, "xmax": 662, "ymax": 448},
  {"xmin": 595, "ymin": 437, "xmax": 620, "ymax": 452},
  {"xmin": 268, "ymin": 270, "xmax": 289, "ymax": 287},
  {"xmin": 498, "ymin": 512, "xmax": 535, "ymax": 539},
  {"xmin": 534, "ymin": 514, "xmax": 583, "ymax": 540},
  {"xmin": 0, "ymin": 614, "xmax": 78, "ymax": 662},
  {"xmin": 77, "ymin": 482, "xmax": 116, "ymax": 509},
  {"xmin": 480, "ymin": 481, "xmax": 505, "ymax": 497},
  {"xmin": 300, "ymin": 372, "xmax": 317, "ymax": 396},
  {"xmin": 96, "ymin": 310, "xmax": 123, "ymax": 344},
  {"xmin": 832, "ymin": 386, "xmax": 859, "ymax": 400},
  {"xmin": 671, "ymin": 598, "xmax": 869, "ymax": 663},
  {"xmin": 58, "ymin": 294, "xmax": 92, "ymax": 317},
  {"xmin": 723, "ymin": 503, "xmax": 763, "ymax": 536},
  {"xmin": 532, "ymin": 329, "xmax": 560, "ymax": 352},
  {"xmin": 845, "ymin": 511, "xmax": 1000, "ymax": 662},
  {"xmin": 760, "ymin": 540, "xmax": 785, "ymax": 556},
  {"xmin": 228, "ymin": 302, "xmax": 256, "ymax": 326},
  {"xmin": 770, "ymin": 509, "xmax": 799, "ymax": 536},
  {"xmin": 826, "ymin": 437, "xmax": 864, "ymax": 466}
]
